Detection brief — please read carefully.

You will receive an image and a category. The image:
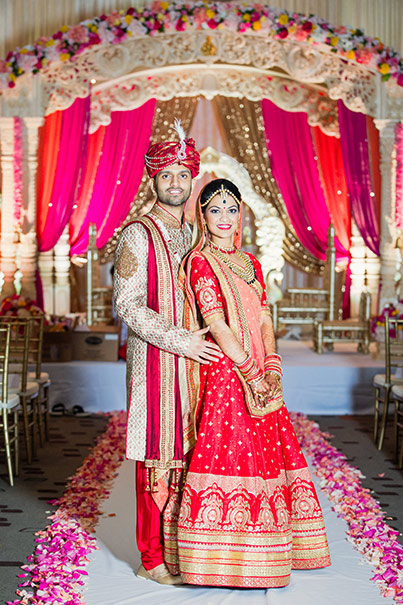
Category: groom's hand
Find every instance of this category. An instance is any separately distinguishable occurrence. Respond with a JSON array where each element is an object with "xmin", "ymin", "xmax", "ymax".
[{"xmin": 186, "ymin": 327, "xmax": 223, "ymax": 364}]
